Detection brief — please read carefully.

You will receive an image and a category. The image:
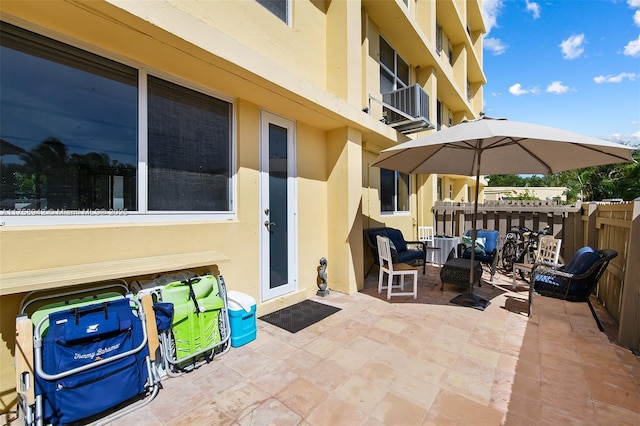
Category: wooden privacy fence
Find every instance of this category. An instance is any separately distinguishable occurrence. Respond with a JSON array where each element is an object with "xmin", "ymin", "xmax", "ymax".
[
  {"xmin": 433, "ymin": 200, "xmax": 583, "ymax": 262},
  {"xmin": 433, "ymin": 199, "xmax": 640, "ymax": 353}
]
